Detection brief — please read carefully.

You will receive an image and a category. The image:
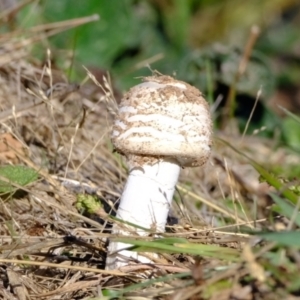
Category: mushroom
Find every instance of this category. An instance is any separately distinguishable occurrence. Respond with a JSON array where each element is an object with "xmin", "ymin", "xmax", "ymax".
[{"xmin": 106, "ymin": 75, "xmax": 212, "ymax": 270}]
